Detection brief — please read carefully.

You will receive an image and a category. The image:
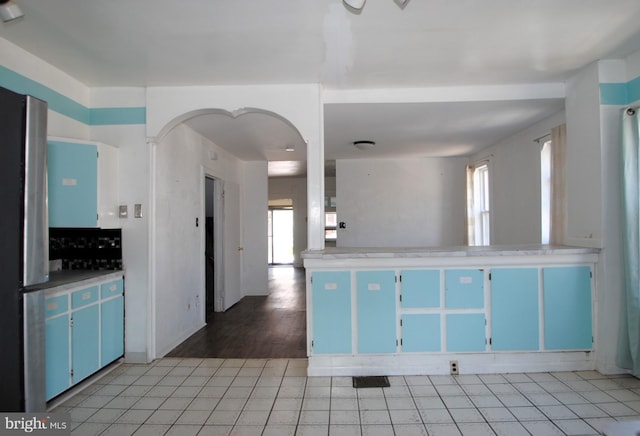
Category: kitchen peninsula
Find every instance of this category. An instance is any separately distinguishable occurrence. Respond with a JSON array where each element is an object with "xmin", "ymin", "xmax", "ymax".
[{"xmin": 303, "ymin": 244, "xmax": 599, "ymax": 376}]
